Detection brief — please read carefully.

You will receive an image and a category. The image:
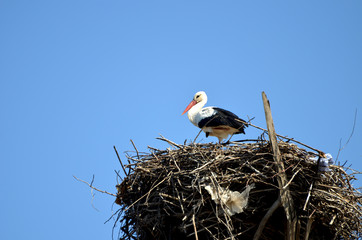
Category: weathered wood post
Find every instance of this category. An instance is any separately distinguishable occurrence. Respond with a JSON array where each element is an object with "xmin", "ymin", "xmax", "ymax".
[{"xmin": 262, "ymin": 92, "xmax": 297, "ymax": 240}]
